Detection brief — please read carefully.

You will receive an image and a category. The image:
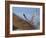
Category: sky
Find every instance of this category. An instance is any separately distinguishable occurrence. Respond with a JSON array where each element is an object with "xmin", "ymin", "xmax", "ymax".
[
  {"xmin": 13, "ymin": 7, "xmax": 40, "ymax": 19},
  {"xmin": 12, "ymin": 7, "xmax": 40, "ymax": 28}
]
